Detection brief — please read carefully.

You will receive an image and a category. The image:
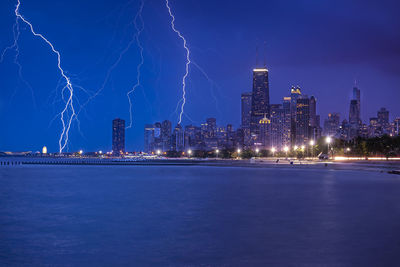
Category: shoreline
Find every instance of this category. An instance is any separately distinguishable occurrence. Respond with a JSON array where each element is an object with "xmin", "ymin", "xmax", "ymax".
[{"xmin": 1, "ymin": 156, "xmax": 399, "ymax": 174}]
